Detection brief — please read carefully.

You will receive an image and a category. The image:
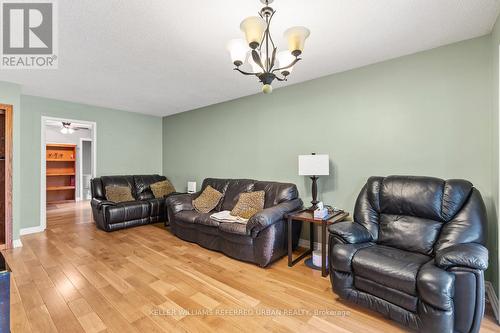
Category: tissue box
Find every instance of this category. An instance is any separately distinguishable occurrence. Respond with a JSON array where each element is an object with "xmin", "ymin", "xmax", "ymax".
[{"xmin": 314, "ymin": 208, "xmax": 328, "ymax": 219}]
